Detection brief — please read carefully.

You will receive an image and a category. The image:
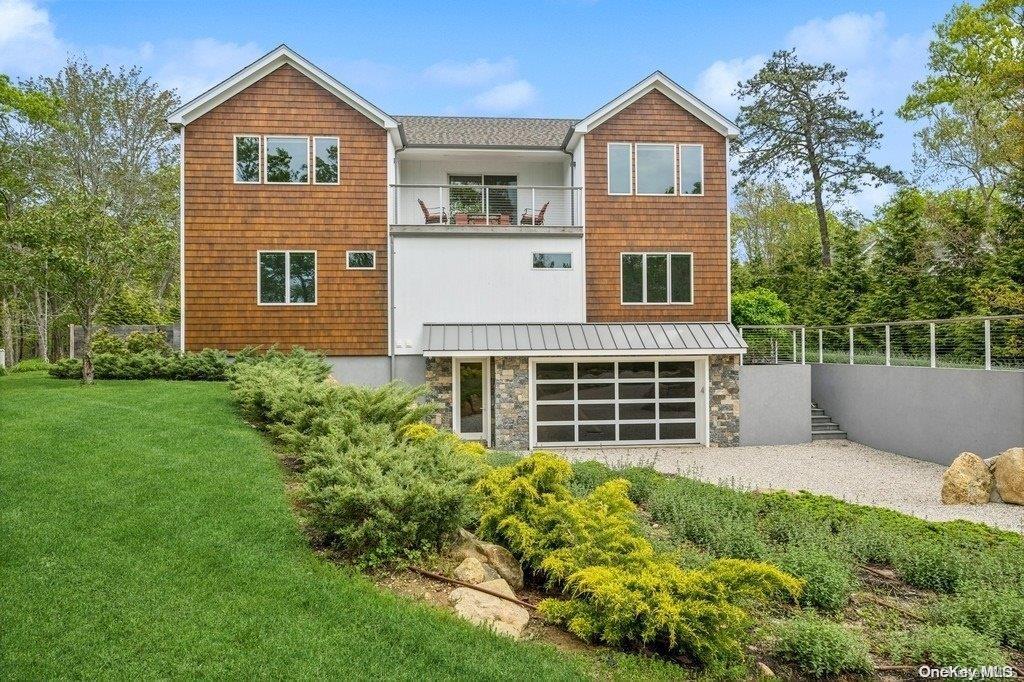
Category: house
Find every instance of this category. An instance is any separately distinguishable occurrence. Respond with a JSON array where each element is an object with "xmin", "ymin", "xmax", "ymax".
[{"xmin": 167, "ymin": 44, "xmax": 747, "ymax": 451}]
